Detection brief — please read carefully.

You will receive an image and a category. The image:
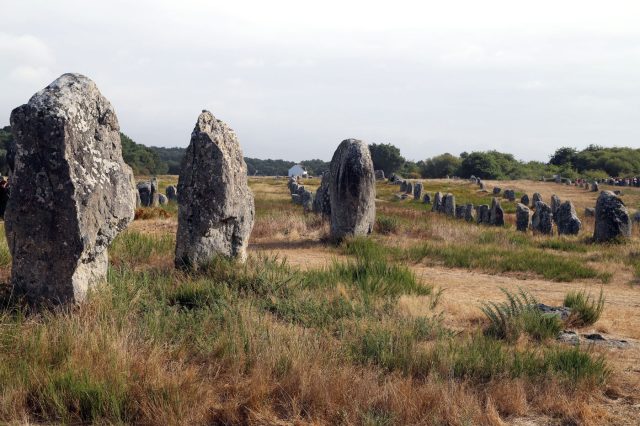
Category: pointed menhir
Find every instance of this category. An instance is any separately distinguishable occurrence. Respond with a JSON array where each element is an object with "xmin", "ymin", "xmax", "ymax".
[
  {"xmin": 6, "ymin": 73, "xmax": 136, "ymax": 304},
  {"xmin": 328, "ymin": 139, "xmax": 376, "ymax": 240},
  {"xmin": 175, "ymin": 111, "xmax": 255, "ymax": 269}
]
